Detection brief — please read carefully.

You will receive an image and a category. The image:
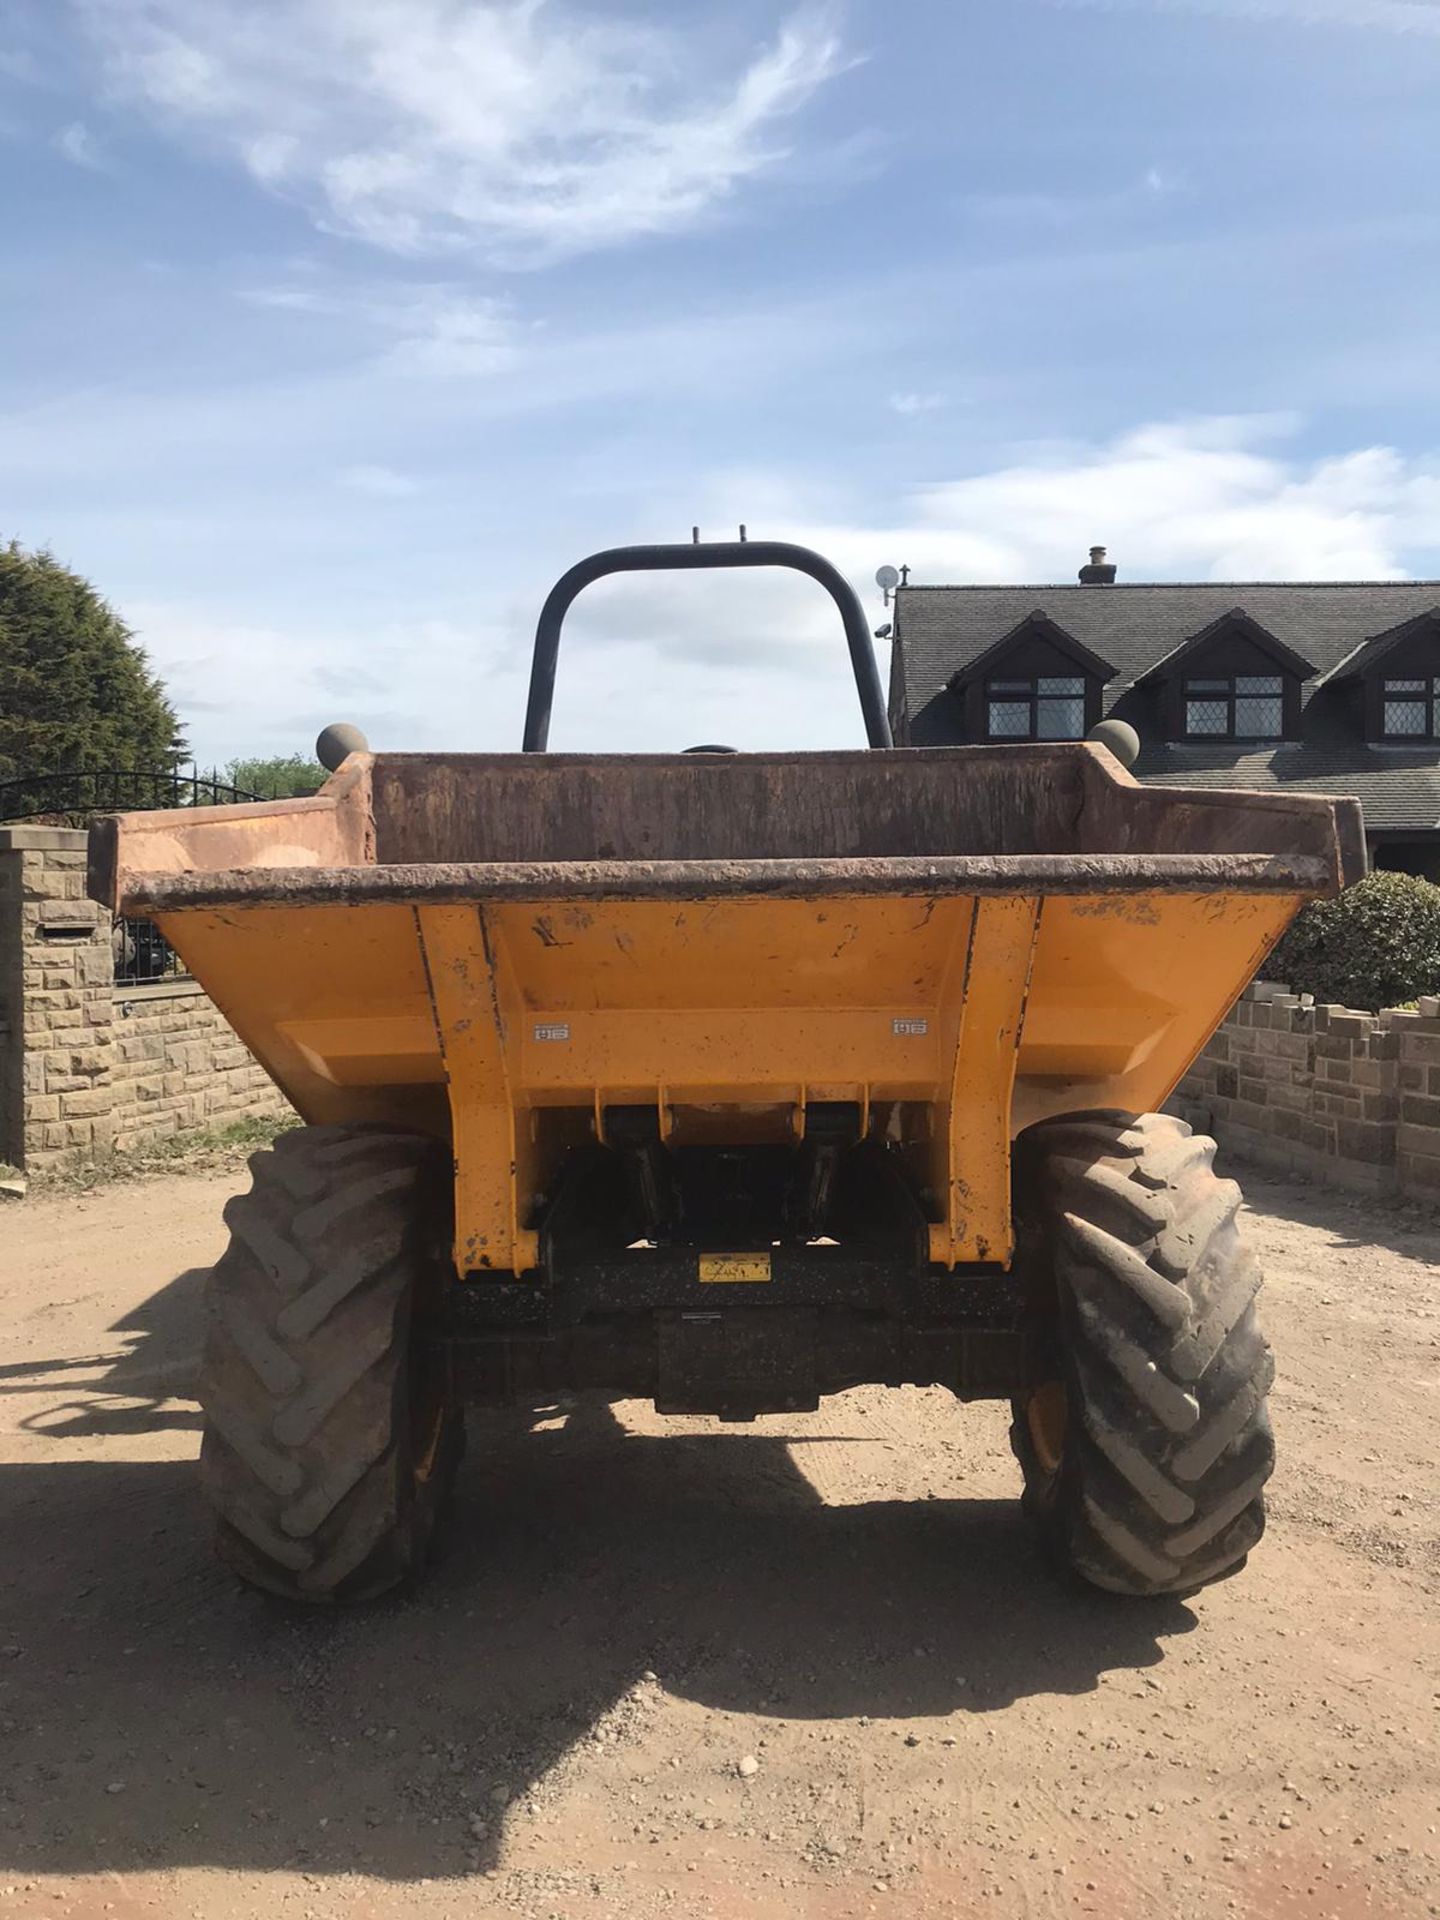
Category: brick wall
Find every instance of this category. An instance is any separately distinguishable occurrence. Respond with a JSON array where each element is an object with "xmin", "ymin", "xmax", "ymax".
[
  {"xmin": 0, "ymin": 827, "xmax": 289, "ymax": 1174},
  {"xmin": 110, "ymin": 977, "xmax": 286, "ymax": 1154},
  {"xmin": 1177, "ymin": 980, "xmax": 1440, "ymax": 1201}
]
